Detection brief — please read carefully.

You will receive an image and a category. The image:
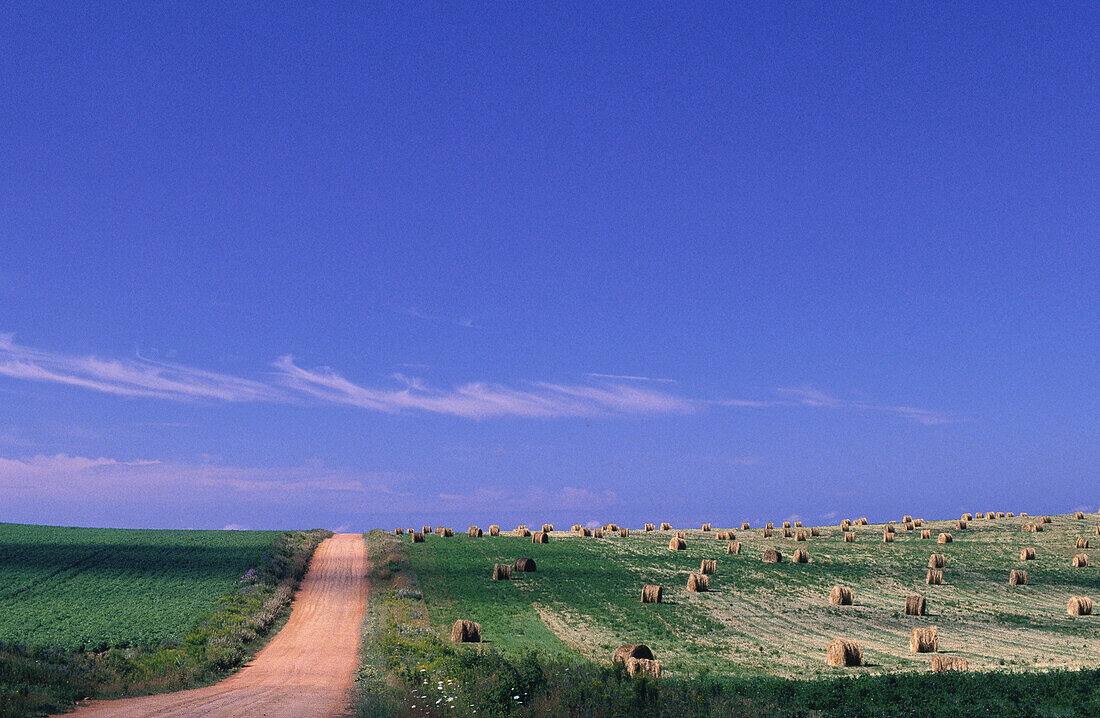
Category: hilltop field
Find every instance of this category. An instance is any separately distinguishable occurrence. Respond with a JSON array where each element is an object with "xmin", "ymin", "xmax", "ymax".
[{"xmin": 357, "ymin": 511, "xmax": 1100, "ymax": 717}]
